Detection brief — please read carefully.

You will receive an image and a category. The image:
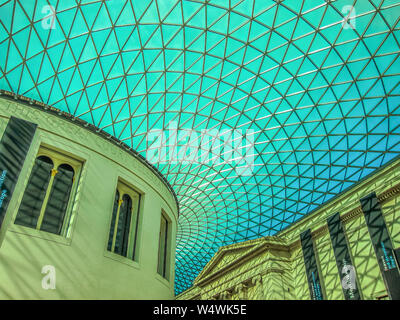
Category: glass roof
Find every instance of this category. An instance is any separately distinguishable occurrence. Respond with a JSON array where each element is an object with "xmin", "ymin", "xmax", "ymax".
[{"xmin": 1, "ymin": 0, "xmax": 400, "ymax": 294}]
